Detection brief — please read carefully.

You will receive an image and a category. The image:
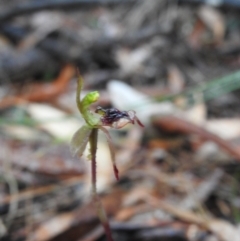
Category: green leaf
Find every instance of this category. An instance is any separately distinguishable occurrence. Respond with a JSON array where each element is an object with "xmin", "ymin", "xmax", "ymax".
[
  {"xmin": 160, "ymin": 70, "xmax": 240, "ymax": 107},
  {"xmin": 70, "ymin": 125, "xmax": 92, "ymax": 157}
]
